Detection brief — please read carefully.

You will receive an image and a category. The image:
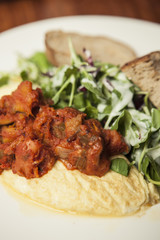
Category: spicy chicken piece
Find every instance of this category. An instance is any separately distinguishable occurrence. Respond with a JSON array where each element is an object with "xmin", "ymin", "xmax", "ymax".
[
  {"xmin": 78, "ymin": 119, "xmax": 110, "ymax": 176},
  {"xmin": 0, "ymin": 113, "xmax": 15, "ymax": 125},
  {"xmin": 103, "ymin": 129, "xmax": 129, "ymax": 155},
  {"xmin": 33, "ymin": 106, "xmax": 65, "ymax": 148},
  {"xmin": 55, "ymin": 107, "xmax": 86, "ymax": 138},
  {"xmin": 62, "ymin": 135, "xmax": 109, "ymax": 177},
  {"xmin": 0, "ymin": 114, "xmax": 35, "ymax": 144},
  {"xmin": 0, "ymin": 155, "xmax": 13, "ymax": 170},
  {"xmin": 54, "ymin": 117, "xmax": 109, "ymax": 177},
  {"xmin": 54, "ymin": 115, "xmax": 128, "ymax": 177},
  {"xmin": 56, "ymin": 107, "xmax": 84, "ymax": 120},
  {"xmin": 0, "ymin": 81, "xmax": 44, "ymax": 116},
  {"xmin": 1, "ymin": 125, "xmax": 20, "ymax": 143},
  {"xmin": 12, "ymin": 137, "xmax": 55, "ymax": 179},
  {"xmin": 0, "ymin": 149, "xmax": 14, "ymax": 172},
  {"xmin": 0, "ymin": 136, "xmax": 23, "ymax": 155},
  {"xmin": 64, "ymin": 114, "xmax": 85, "ymax": 138},
  {"xmin": 33, "ymin": 107, "xmax": 84, "ymax": 147}
]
